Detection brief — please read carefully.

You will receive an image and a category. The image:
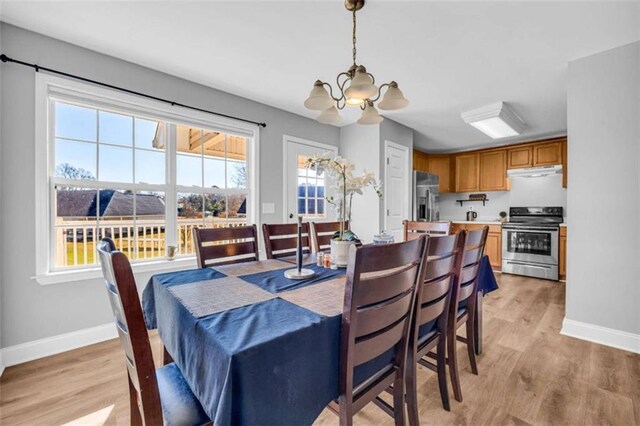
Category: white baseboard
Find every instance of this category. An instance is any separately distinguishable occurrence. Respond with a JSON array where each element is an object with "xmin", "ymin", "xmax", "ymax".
[
  {"xmin": 2, "ymin": 323, "xmax": 117, "ymax": 368},
  {"xmin": 561, "ymin": 317, "xmax": 640, "ymax": 354}
]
